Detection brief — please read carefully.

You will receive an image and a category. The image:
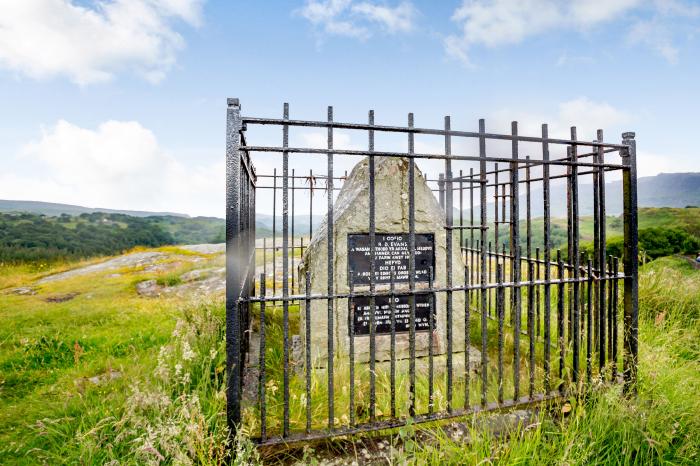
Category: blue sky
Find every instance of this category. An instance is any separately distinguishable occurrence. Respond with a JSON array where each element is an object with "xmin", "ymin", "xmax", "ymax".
[{"xmin": 0, "ymin": 0, "xmax": 698, "ymax": 217}]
